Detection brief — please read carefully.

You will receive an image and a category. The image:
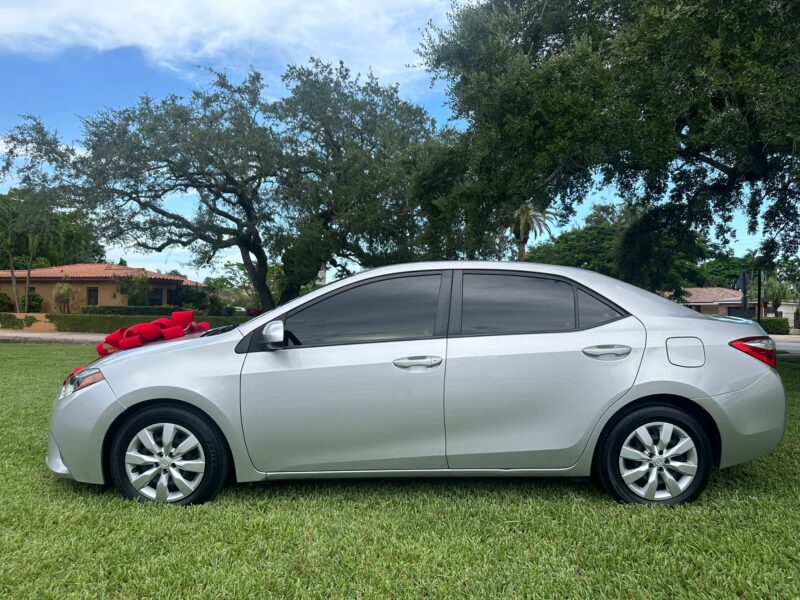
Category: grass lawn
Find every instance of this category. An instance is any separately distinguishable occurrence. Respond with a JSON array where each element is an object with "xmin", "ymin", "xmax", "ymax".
[{"xmin": 1, "ymin": 343, "xmax": 799, "ymax": 598}]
